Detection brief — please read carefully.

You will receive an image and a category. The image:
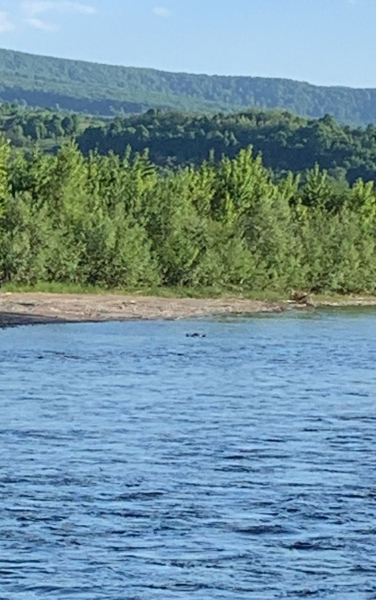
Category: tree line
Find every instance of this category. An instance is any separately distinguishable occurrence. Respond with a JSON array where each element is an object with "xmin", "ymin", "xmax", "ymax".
[
  {"xmin": 0, "ymin": 104, "xmax": 89, "ymax": 148},
  {"xmin": 0, "ymin": 138, "xmax": 375, "ymax": 294},
  {"xmin": 78, "ymin": 109, "xmax": 376, "ymax": 185},
  {"xmin": 4, "ymin": 105, "xmax": 376, "ymax": 187}
]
